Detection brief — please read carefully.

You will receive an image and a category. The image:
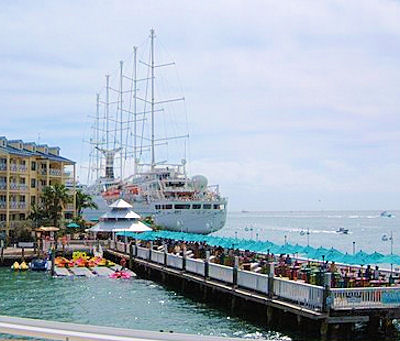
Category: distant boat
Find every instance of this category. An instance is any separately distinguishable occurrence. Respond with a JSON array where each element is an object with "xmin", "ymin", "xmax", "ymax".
[
  {"xmin": 380, "ymin": 211, "xmax": 393, "ymax": 218},
  {"xmin": 241, "ymin": 210, "xmax": 250, "ymax": 213},
  {"xmin": 336, "ymin": 227, "xmax": 349, "ymax": 234}
]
